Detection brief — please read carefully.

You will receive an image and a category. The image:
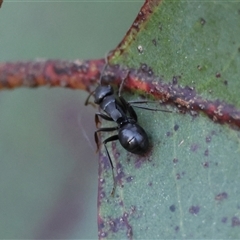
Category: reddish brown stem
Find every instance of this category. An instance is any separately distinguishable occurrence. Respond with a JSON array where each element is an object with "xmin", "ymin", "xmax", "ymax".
[
  {"xmin": 0, "ymin": 59, "xmax": 240, "ymax": 129},
  {"xmin": 0, "ymin": 59, "xmax": 105, "ymax": 91}
]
